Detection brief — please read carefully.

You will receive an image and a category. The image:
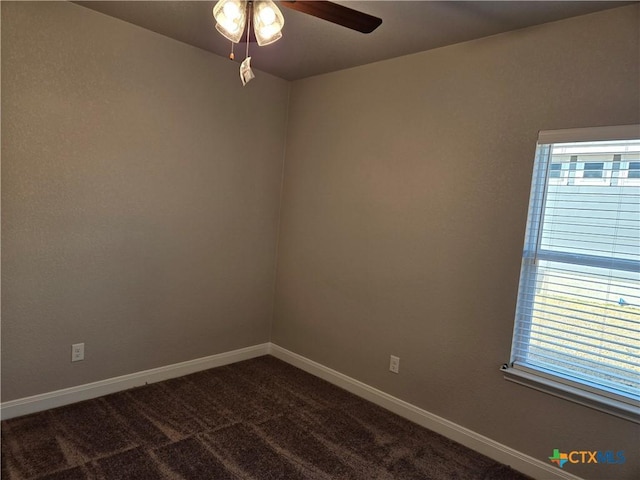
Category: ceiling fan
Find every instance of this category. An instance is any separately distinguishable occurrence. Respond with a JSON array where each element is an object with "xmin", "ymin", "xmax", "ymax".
[
  {"xmin": 212, "ymin": 0, "xmax": 382, "ymax": 84},
  {"xmin": 279, "ymin": 1, "xmax": 382, "ymax": 34}
]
